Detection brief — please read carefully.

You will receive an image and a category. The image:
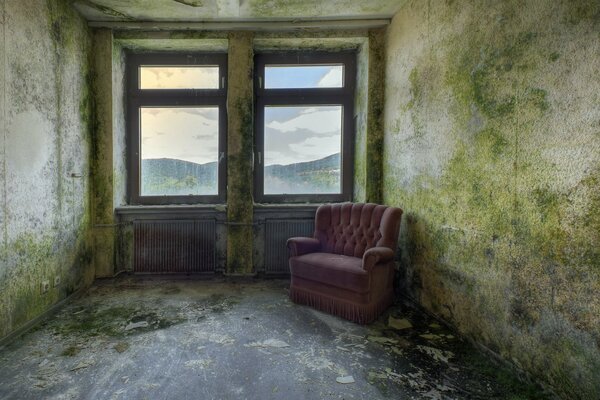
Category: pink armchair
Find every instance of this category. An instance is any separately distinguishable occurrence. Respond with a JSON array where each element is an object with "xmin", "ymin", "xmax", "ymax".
[{"xmin": 287, "ymin": 203, "xmax": 403, "ymax": 324}]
